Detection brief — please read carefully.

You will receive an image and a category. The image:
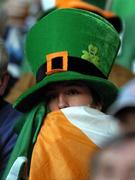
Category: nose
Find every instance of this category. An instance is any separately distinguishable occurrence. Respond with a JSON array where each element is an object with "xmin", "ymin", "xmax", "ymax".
[{"xmin": 57, "ymin": 93, "xmax": 68, "ymax": 109}]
